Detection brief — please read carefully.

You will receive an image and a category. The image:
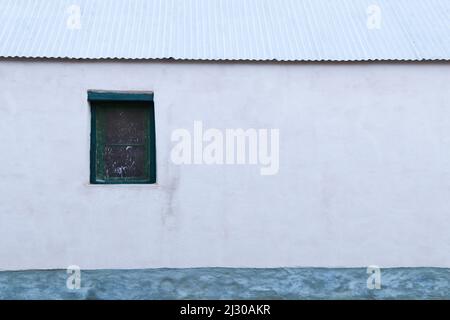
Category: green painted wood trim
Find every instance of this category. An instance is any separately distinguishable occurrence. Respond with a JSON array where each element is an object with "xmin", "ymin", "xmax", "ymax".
[
  {"xmin": 88, "ymin": 90, "xmax": 154, "ymax": 102},
  {"xmin": 148, "ymin": 100, "xmax": 157, "ymax": 184},
  {"xmin": 89, "ymin": 93, "xmax": 157, "ymax": 185},
  {"xmin": 89, "ymin": 103, "xmax": 97, "ymax": 184}
]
